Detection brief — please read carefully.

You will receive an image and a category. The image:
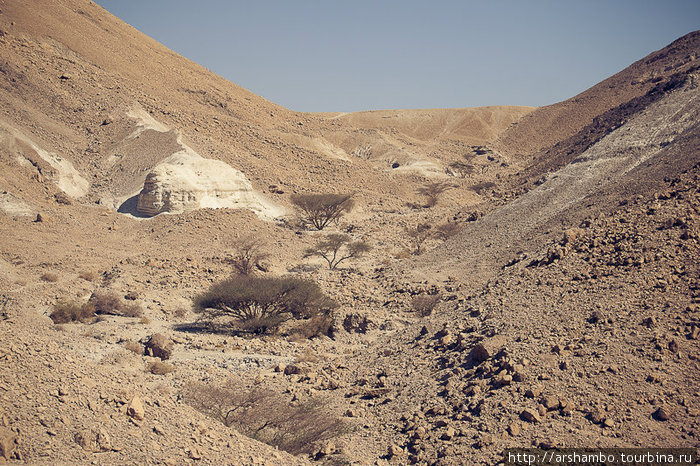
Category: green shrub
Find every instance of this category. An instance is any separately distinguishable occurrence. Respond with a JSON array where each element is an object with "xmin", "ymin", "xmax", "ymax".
[{"xmin": 193, "ymin": 275, "xmax": 336, "ymax": 336}]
